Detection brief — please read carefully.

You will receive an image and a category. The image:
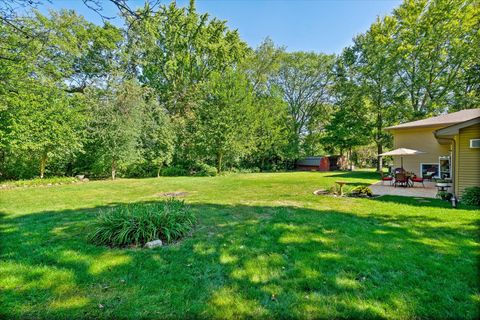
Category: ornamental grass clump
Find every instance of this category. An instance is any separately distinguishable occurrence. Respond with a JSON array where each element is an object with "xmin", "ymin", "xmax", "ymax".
[
  {"xmin": 348, "ymin": 186, "xmax": 373, "ymax": 198},
  {"xmin": 88, "ymin": 199, "xmax": 195, "ymax": 247}
]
